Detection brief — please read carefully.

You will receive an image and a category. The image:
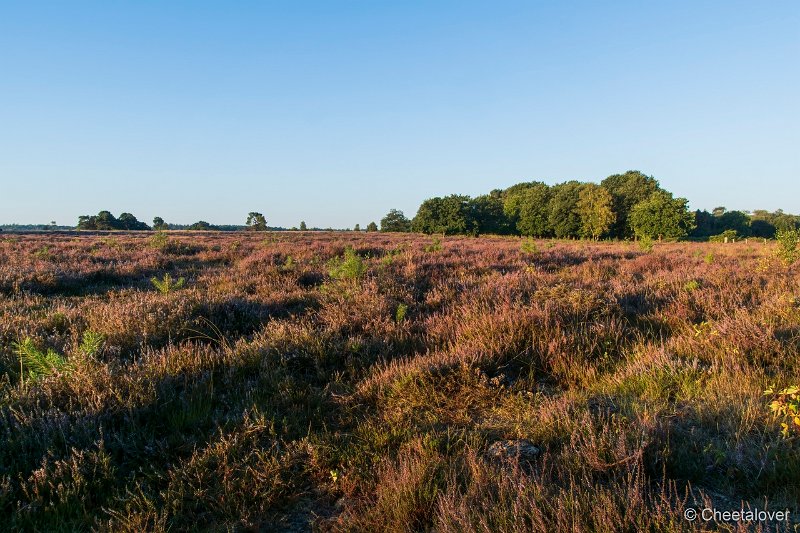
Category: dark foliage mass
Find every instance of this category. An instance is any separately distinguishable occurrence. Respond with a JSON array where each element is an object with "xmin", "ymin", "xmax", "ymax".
[
  {"xmin": 77, "ymin": 211, "xmax": 150, "ymax": 231},
  {"xmin": 398, "ymin": 170, "xmax": 799, "ymax": 241}
]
